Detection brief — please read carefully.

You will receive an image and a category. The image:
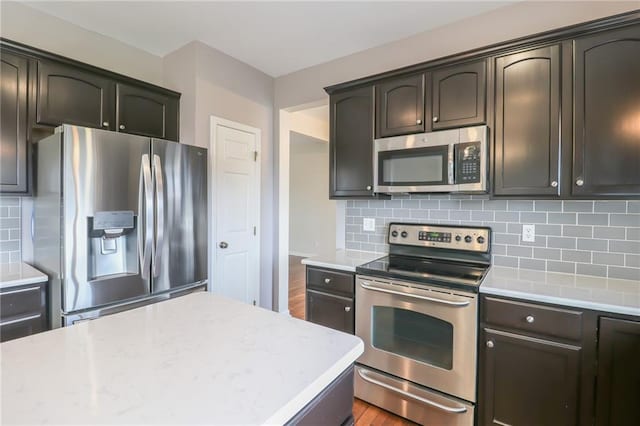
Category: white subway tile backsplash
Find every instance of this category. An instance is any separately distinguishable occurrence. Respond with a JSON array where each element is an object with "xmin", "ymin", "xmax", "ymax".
[{"xmin": 344, "ymin": 194, "xmax": 640, "ymax": 281}]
